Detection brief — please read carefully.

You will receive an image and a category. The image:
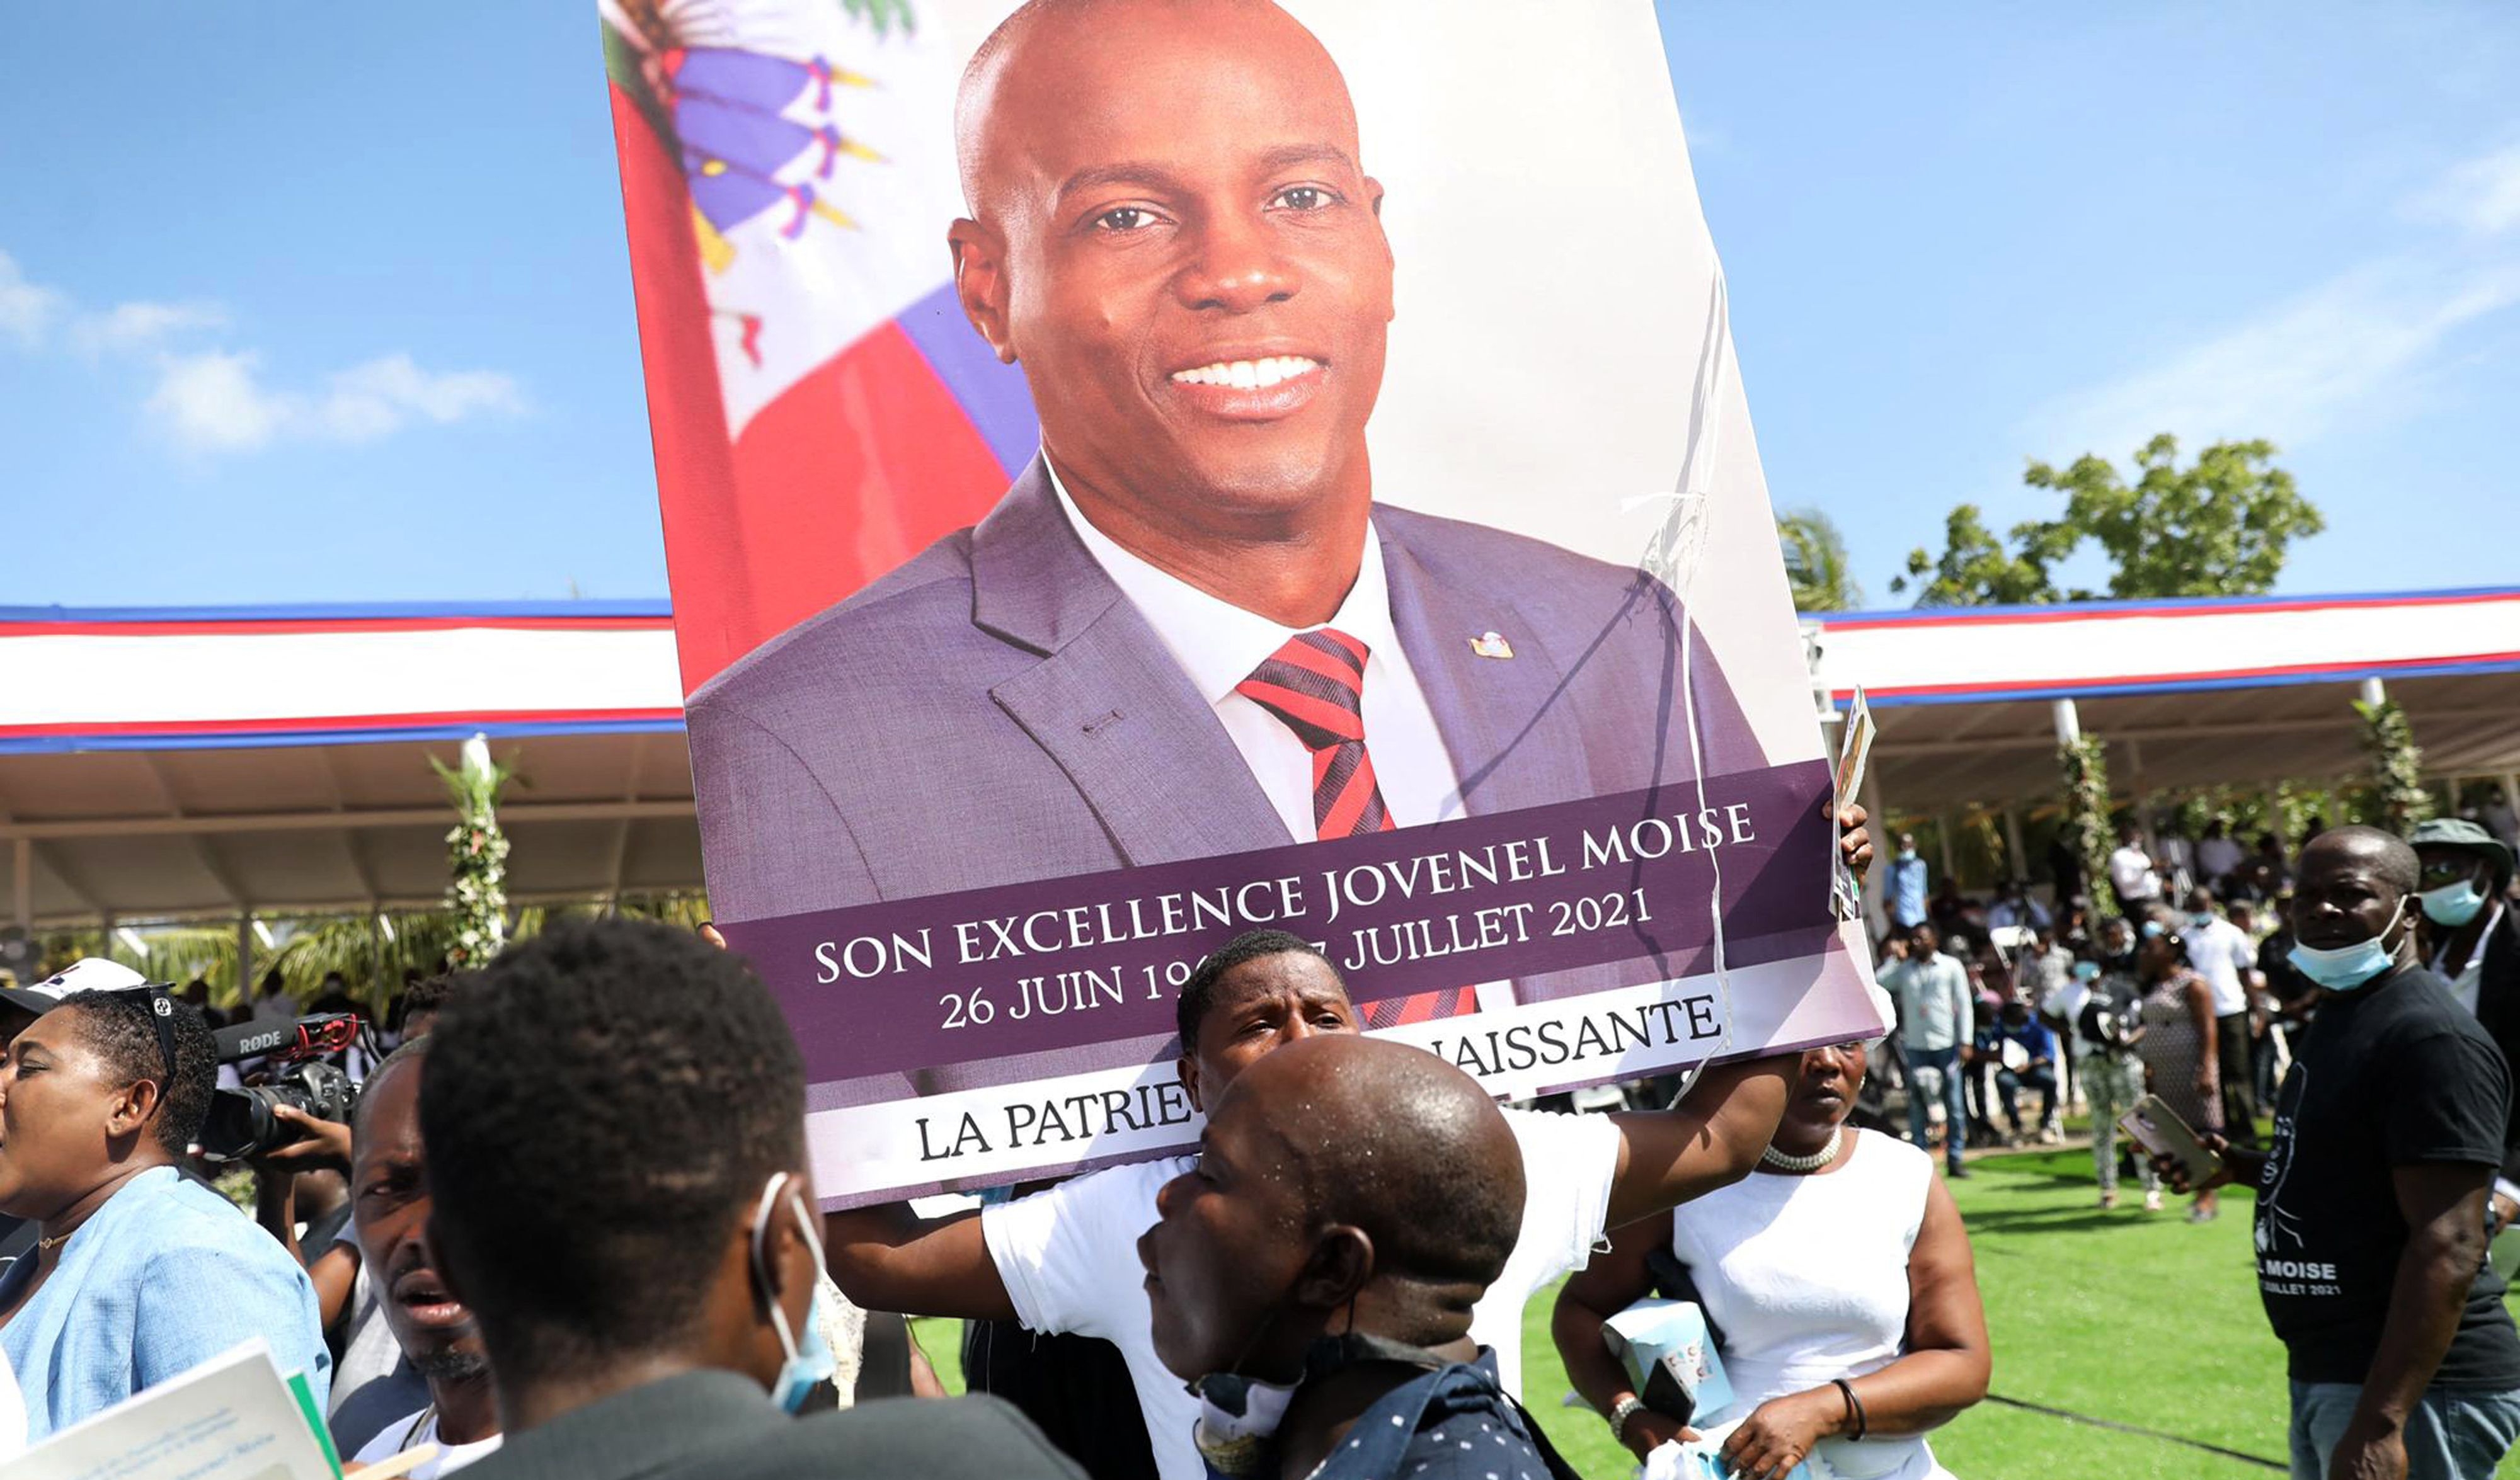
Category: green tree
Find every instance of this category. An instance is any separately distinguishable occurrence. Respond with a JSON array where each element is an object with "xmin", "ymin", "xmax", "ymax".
[
  {"xmin": 1893, "ymin": 435, "xmax": 2323, "ymax": 606},
  {"xmin": 1888, "ymin": 504, "xmax": 2061, "ymax": 606},
  {"xmin": 2024, "ymin": 435, "xmax": 2324, "ymax": 599},
  {"xmin": 1776, "ymin": 508, "xmax": 1865, "ymax": 612}
]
